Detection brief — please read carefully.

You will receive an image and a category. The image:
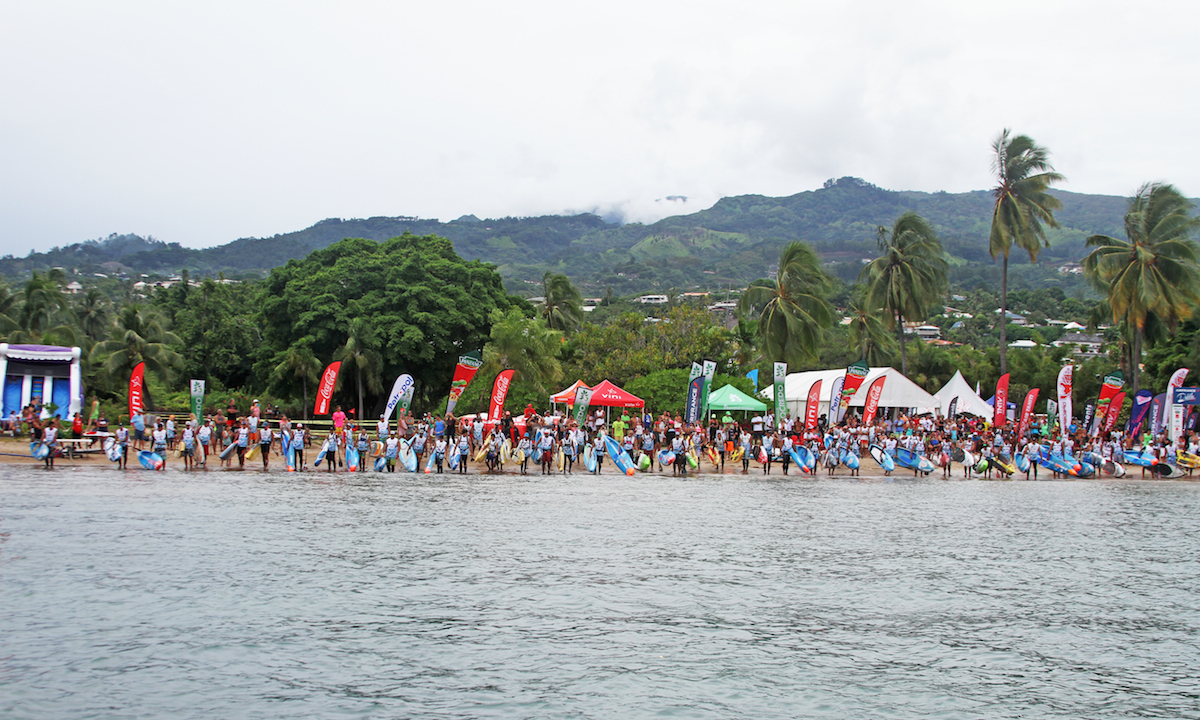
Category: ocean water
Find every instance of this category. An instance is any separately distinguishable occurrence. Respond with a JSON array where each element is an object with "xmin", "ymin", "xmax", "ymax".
[{"xmin": 2, "ymin": 466, "xmax": 1199, "ymax": 719}]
